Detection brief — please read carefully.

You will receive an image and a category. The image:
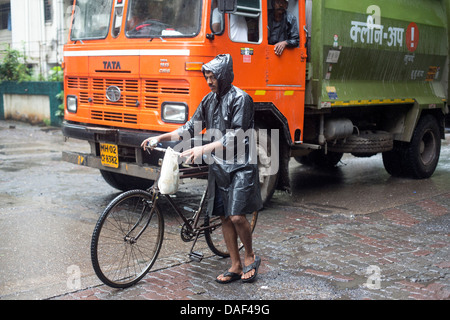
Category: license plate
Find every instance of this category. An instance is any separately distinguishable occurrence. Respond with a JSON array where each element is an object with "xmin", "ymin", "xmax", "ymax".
[{"xmin": 100, "ymin": 143, "xmax": 119, "ymax": 168}]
